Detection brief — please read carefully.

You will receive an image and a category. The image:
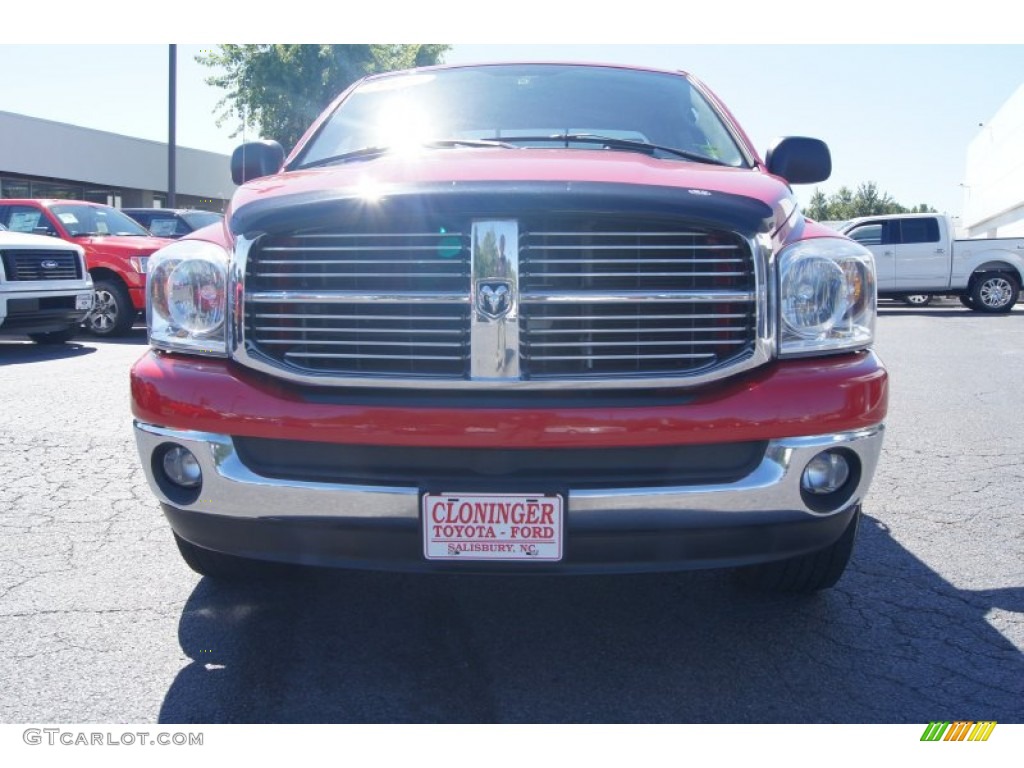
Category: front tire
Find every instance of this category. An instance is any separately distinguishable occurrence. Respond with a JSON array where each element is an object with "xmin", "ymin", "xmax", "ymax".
[
  {"xmin": 86, "ymin": 279, "xmax": 135, "ymax": 336},
  {"xmin": 970, "ymin": 272, "xmax": 1019, "ymax": 313},
  {"xmin": 902, "ymin": 294, "xmax": 932, "ymax": 307},
  {"xmin": 29, "ymin": 327, "xmax": 77, "ymax": 344},
  {"xmin": 734, "ymin": 506, "xmax": 860, "ymax": 593}
]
